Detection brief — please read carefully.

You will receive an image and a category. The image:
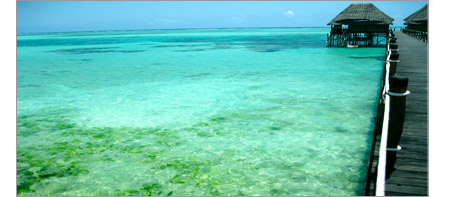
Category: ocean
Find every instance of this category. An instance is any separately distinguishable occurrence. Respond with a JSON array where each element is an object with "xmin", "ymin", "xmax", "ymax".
[{"xmin": 17, "ymin": 28, "xmax": 385, "ymax": 196}]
